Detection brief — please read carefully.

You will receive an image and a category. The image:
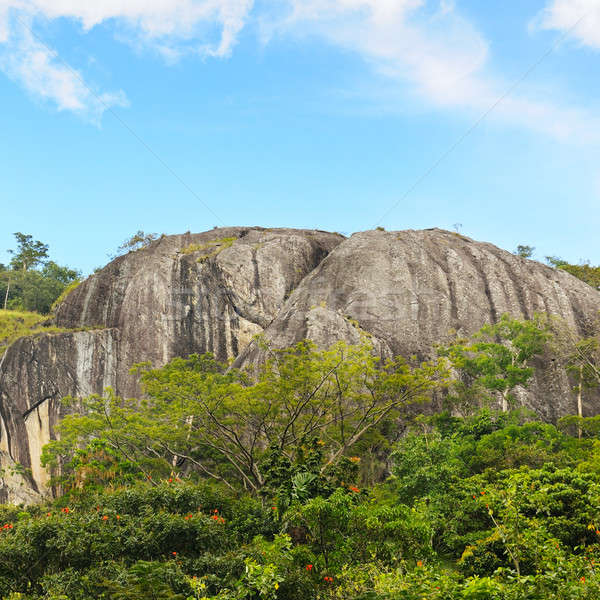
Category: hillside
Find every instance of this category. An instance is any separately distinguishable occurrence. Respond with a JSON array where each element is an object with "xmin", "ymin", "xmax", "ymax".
[{"xmin": 0, "ymin": 227, "xmax": 599, "ymax": 504}]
